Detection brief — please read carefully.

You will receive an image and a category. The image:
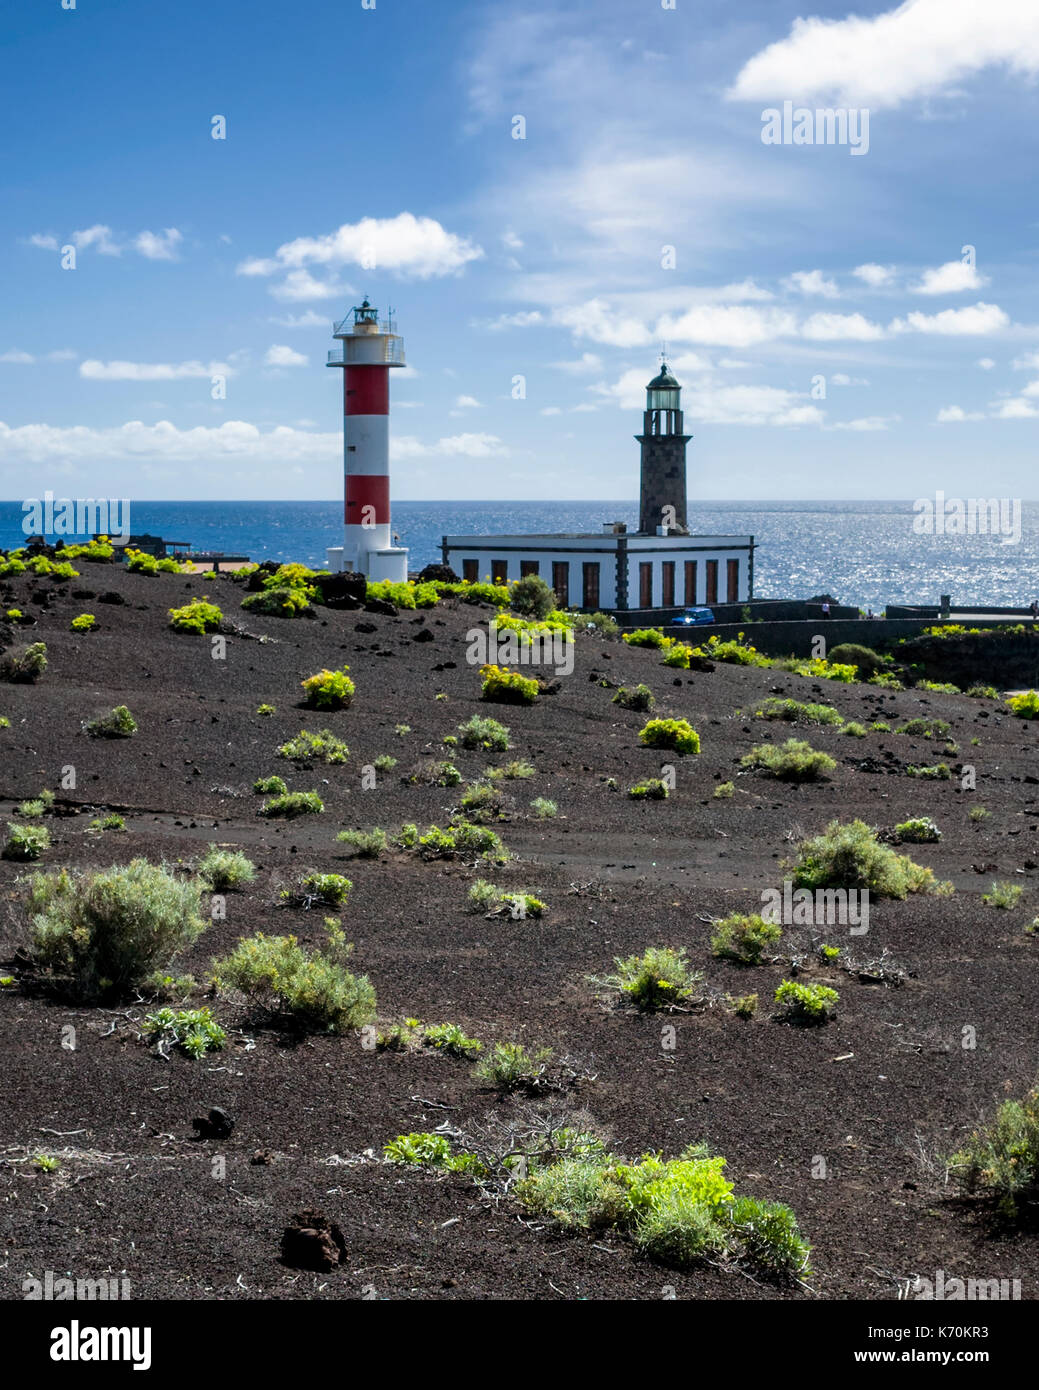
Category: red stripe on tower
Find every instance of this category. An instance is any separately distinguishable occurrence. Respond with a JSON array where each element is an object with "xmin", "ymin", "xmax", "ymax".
[
  {"xmin": 344, "ymin": 367, "xmax": 389, "ymax": 416},
  {"xmin": 344, "ymin": 475, "xmax": 390, "ymax": 524}
]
